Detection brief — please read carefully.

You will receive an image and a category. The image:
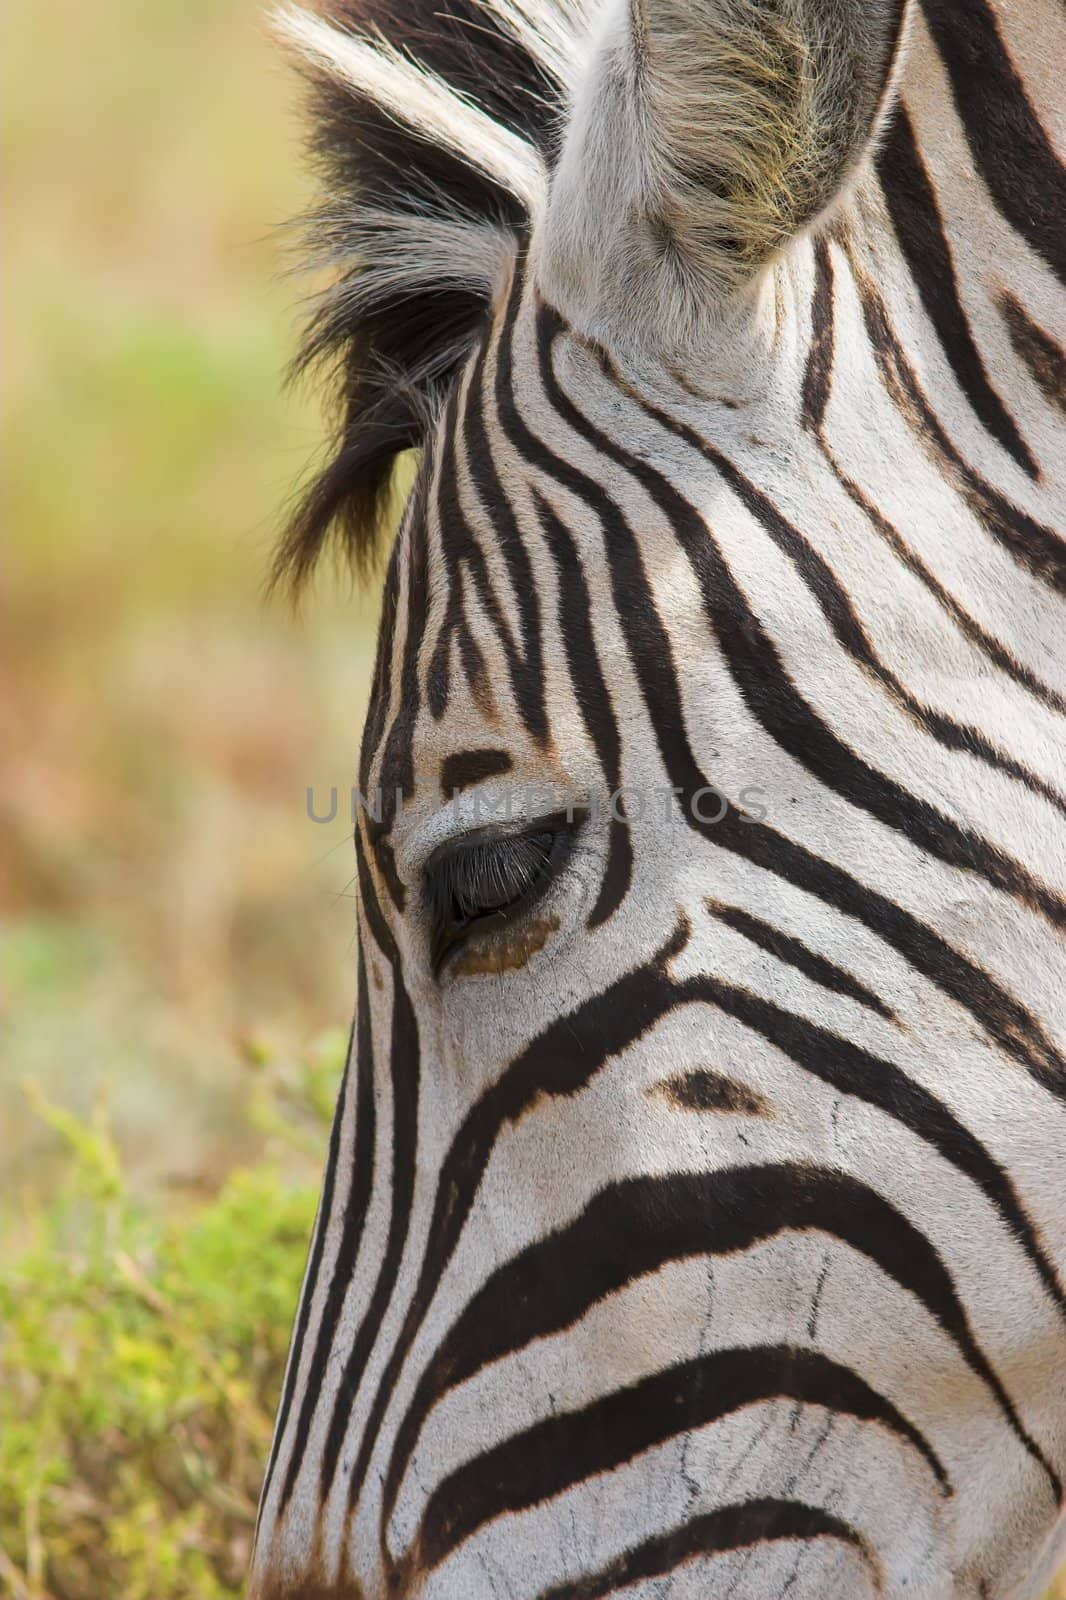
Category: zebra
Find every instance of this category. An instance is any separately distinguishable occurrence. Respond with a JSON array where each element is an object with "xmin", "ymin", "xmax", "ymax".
[{"xmin": 249, "ymin": 0, "xmax": 1066, "ymax": 1592}]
